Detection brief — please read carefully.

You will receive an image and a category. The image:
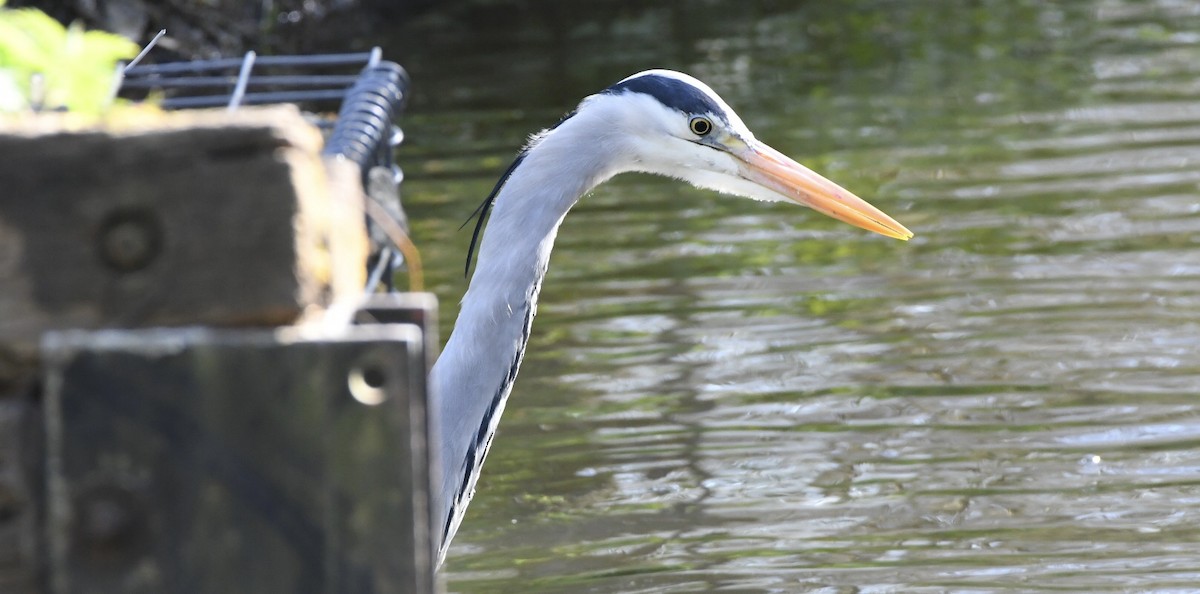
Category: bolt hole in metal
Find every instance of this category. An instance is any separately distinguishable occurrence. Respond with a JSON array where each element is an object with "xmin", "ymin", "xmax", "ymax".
[
  {"xmin": 72, "ymin": 483, "xmax": 145, "ymax": 563},
  {"xmin": 96, "ymin": 207, "xmax": 164, "ymax": 273},
  {"xmin": 348, "ymin": 359, "xmax": 388, "ymax": 405}
]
